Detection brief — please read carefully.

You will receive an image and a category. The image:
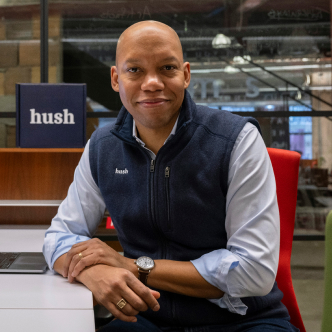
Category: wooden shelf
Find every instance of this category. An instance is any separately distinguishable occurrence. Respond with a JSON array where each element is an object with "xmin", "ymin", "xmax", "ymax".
[
  {"xmin": 0, "ymin": 148, "xmax": 84, "ymax": 153},
  {"xmin": 0, "ymin": 149, "xmax": 83, "ymax": 224},
  {"xmin": 0, "ymin": 149, "xmax": 122, "ymax": 249},
  {"xmin": 0, "ymin": 200, "xmax": 62, "ymax": 206}
]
